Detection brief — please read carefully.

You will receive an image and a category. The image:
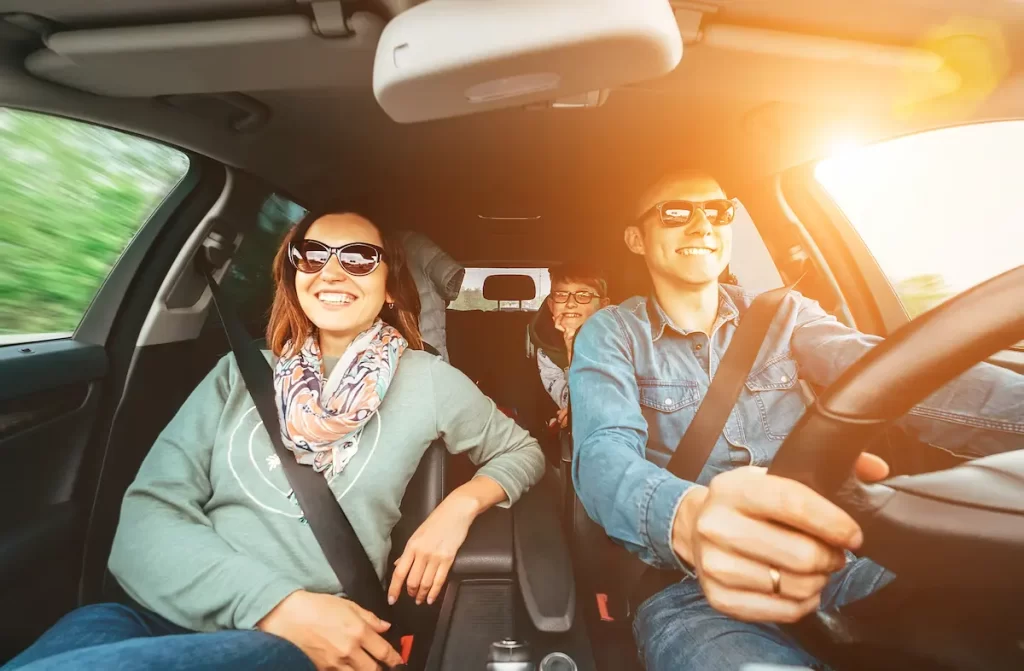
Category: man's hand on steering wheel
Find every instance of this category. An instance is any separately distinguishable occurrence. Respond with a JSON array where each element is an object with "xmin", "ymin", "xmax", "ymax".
[{"xmin": 671, "ymin": 452, "xmax": 890, "ymax": 623}]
